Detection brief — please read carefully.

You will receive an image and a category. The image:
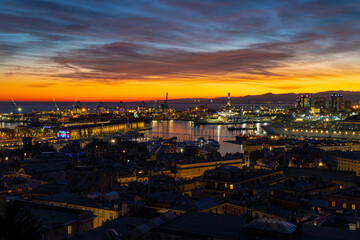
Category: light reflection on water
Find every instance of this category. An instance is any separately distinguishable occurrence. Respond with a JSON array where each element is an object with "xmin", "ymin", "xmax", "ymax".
[
  {"xmin": 144, "ymin": 120, "xmax": 266, "ymax": 156},
  {"xmin": 2, "ymin": 120, "xmax": 266, "ymax": 156}
]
